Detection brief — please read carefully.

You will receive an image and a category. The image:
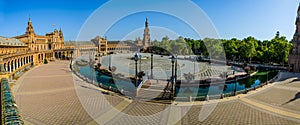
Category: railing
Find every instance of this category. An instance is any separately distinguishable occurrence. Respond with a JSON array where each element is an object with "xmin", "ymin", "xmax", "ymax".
[
  {"xmin": 1, "ymin": 78, "xmax": 24, "ymax": 125},
  {"xmin": 174, "ymin": 72, "xmax": 280, "ymax": 102},
  {"xmin": 71, "ymin": 68, "xmax": 134, "ymax": 97},
  {"xmin": 136, "ymin": 76, "xmax": 147, "ymax": 92}
]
